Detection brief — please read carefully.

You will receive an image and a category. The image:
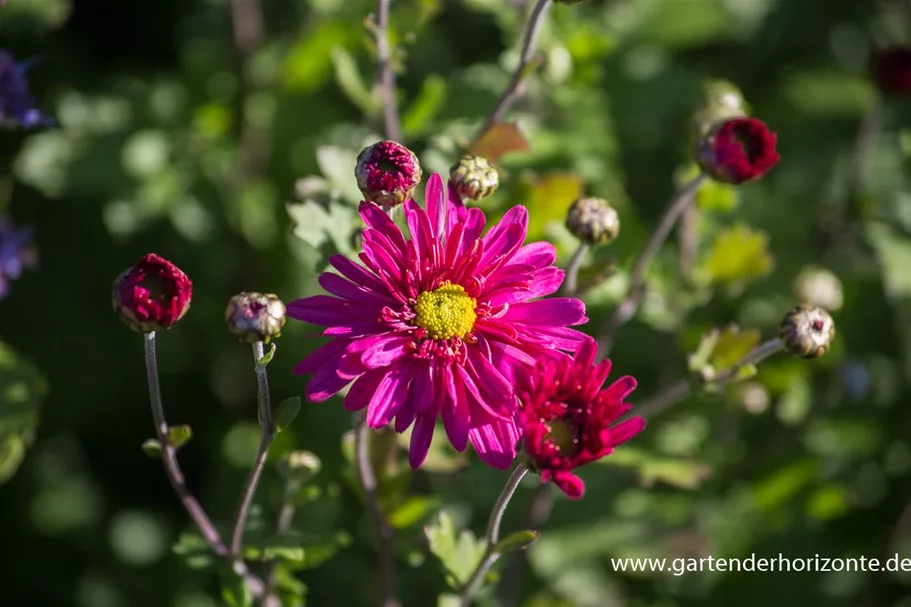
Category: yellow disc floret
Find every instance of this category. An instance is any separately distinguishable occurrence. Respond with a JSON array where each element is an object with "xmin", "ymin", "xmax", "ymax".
[{"xmin": 413, "ymin": 282, "xmax": 477, "ymax": 340}]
